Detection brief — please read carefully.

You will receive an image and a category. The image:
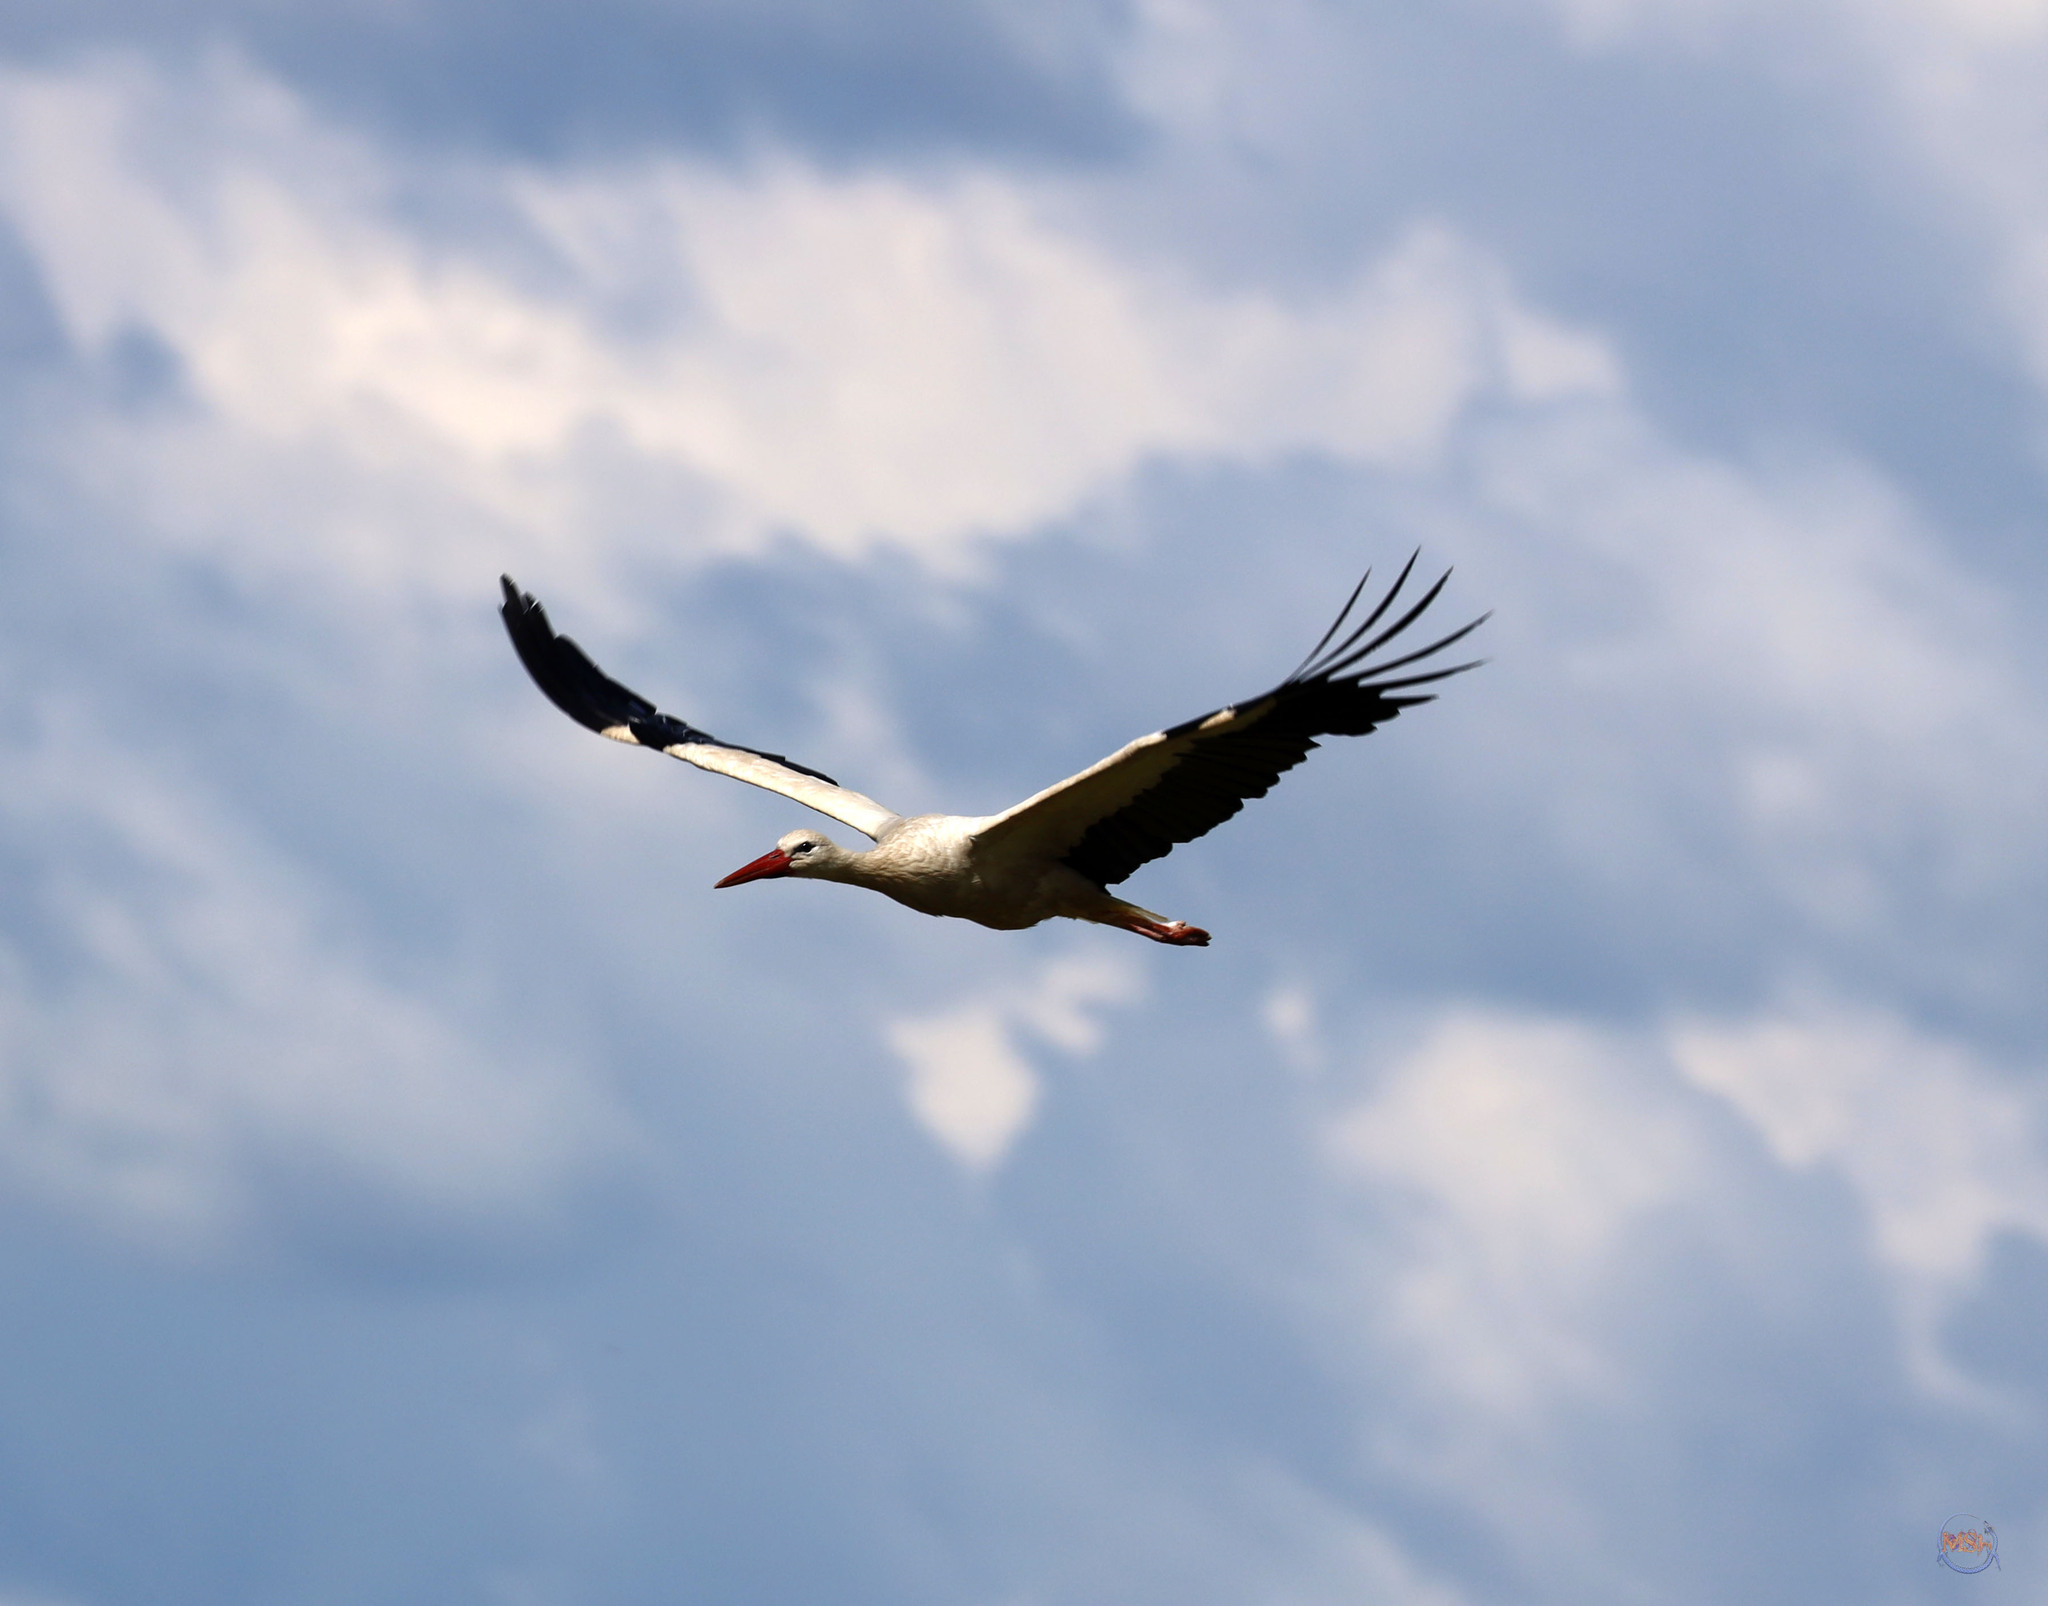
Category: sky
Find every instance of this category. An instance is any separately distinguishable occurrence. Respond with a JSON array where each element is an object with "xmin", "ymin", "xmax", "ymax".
[{"xmin": 0, "ymin": 1, "xmax": 2046, "ymax": 1602}]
